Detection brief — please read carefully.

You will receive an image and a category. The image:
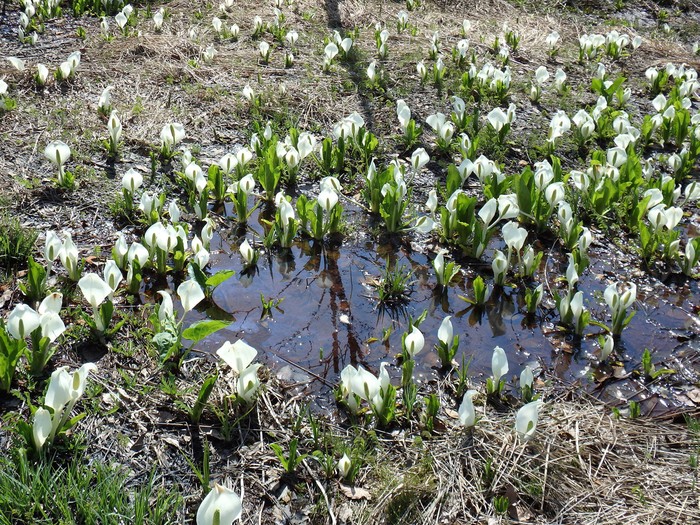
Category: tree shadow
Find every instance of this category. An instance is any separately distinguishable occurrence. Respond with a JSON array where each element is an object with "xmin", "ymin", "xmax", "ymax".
[{"xmin": 324, "ymin": 0, "xmax": 376, "ymax": 132}]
